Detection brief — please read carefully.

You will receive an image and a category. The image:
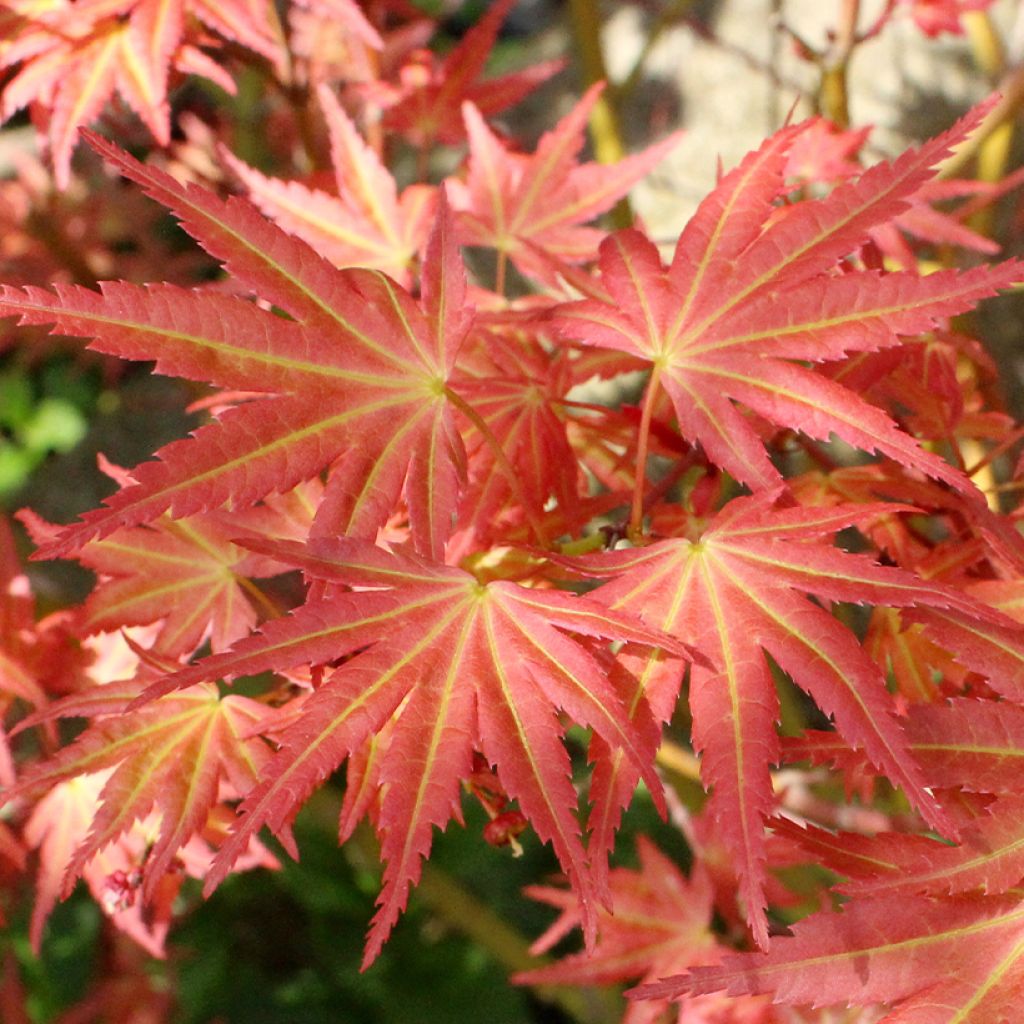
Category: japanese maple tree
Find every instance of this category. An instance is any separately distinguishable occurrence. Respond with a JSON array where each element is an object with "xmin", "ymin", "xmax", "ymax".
[{"xmin": 2, "ymin": 1, "xmax": 1024, "ymax": 1022}]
